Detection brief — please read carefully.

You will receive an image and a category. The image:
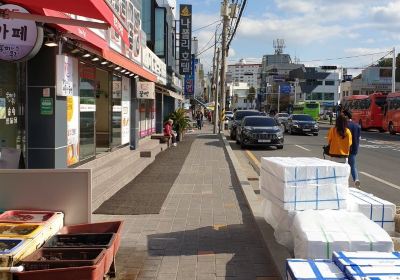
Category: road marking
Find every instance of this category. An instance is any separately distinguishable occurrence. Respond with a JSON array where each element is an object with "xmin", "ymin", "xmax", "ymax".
[
  {"xmin": 295, "ymin": 145, "xmax": 311, "ymax": 151},
  {"xmin": 245, "ymin": 150, "xmax": 260, "ymax": 167},
  {"xmin": 360, "ymin": 171, "xmax": 400, "ymax": 191}
]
